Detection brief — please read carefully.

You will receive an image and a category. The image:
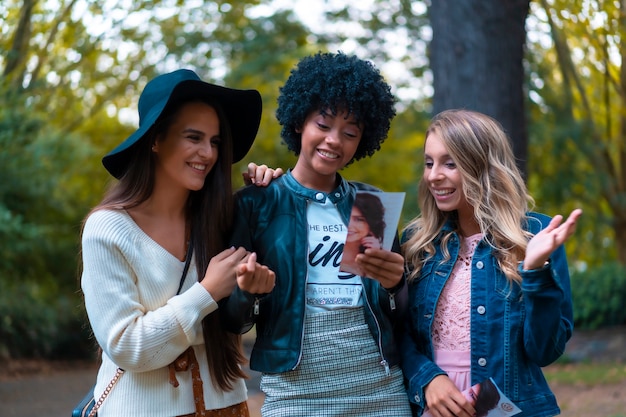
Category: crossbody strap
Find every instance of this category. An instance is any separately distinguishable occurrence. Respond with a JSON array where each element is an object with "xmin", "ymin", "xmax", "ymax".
[
  {"xmin": 87, "ymin": 367, "xmax": 124, "ymax": 417},
  {"xmin": 177, "ymin": 239, "xmax": 194, "ymax": 295}
]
